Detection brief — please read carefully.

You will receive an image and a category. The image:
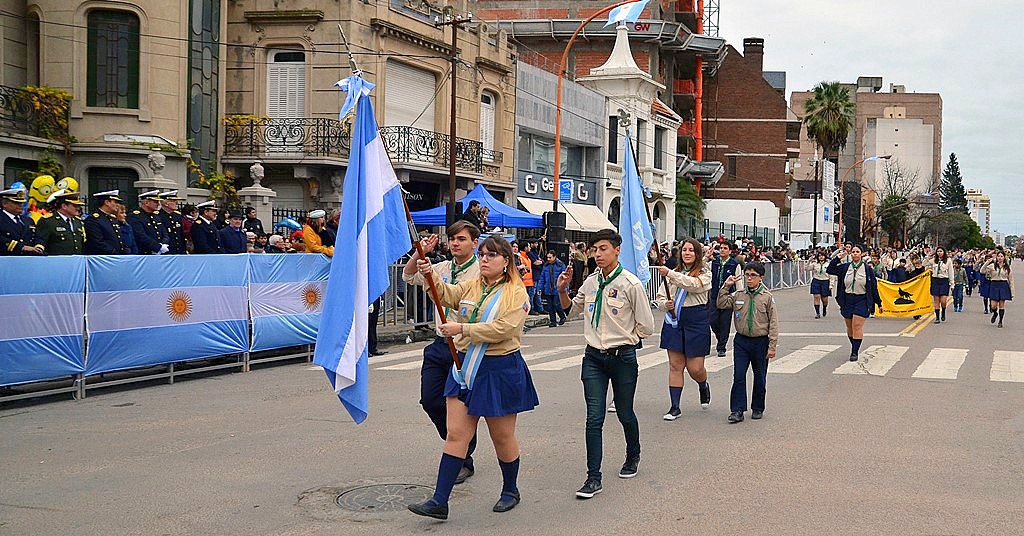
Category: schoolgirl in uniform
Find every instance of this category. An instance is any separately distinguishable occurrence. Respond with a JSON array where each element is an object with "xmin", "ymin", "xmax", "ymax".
[
  {"xmin": 981, "ymin": 251, "xmax": 1014, "ymax": 328},
  {"xmin": 810, "ymin": 251, "xmax": 832, "ymax": 318},
  {"xmin": 656, "ymin": 238, "xmax": 713, "ymax": 420},
  {"xmin": 408, "ymin": 236, "xmax": 539, "ymax": 520},
  {"xmin": 827, "ymin": 245, "xmax": 882, "ymax": 362},
  {"xmin": 927, "ymin": 247, "xmax": 954, "ymax": 323},
  {"xmin": 976, "ymin": 256, "xmax": 992, "ymax": 314}
]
